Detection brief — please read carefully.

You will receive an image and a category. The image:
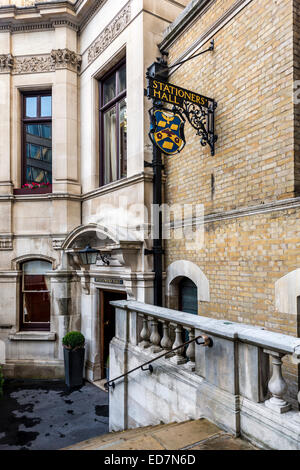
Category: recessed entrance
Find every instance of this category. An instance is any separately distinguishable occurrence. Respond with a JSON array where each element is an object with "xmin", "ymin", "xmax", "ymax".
[{"xmin": 99, "ymin": 289, "xmax": 127, "ymax": 379}]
